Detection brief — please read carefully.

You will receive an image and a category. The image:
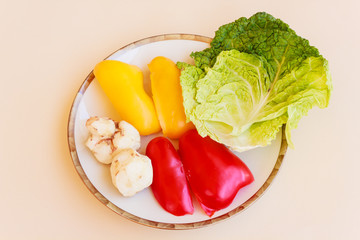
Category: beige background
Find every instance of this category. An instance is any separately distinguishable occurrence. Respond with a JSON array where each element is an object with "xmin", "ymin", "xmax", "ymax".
[{"xmin": 1, "ymin": 0, "xmax": 359, "ymax": 239}]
